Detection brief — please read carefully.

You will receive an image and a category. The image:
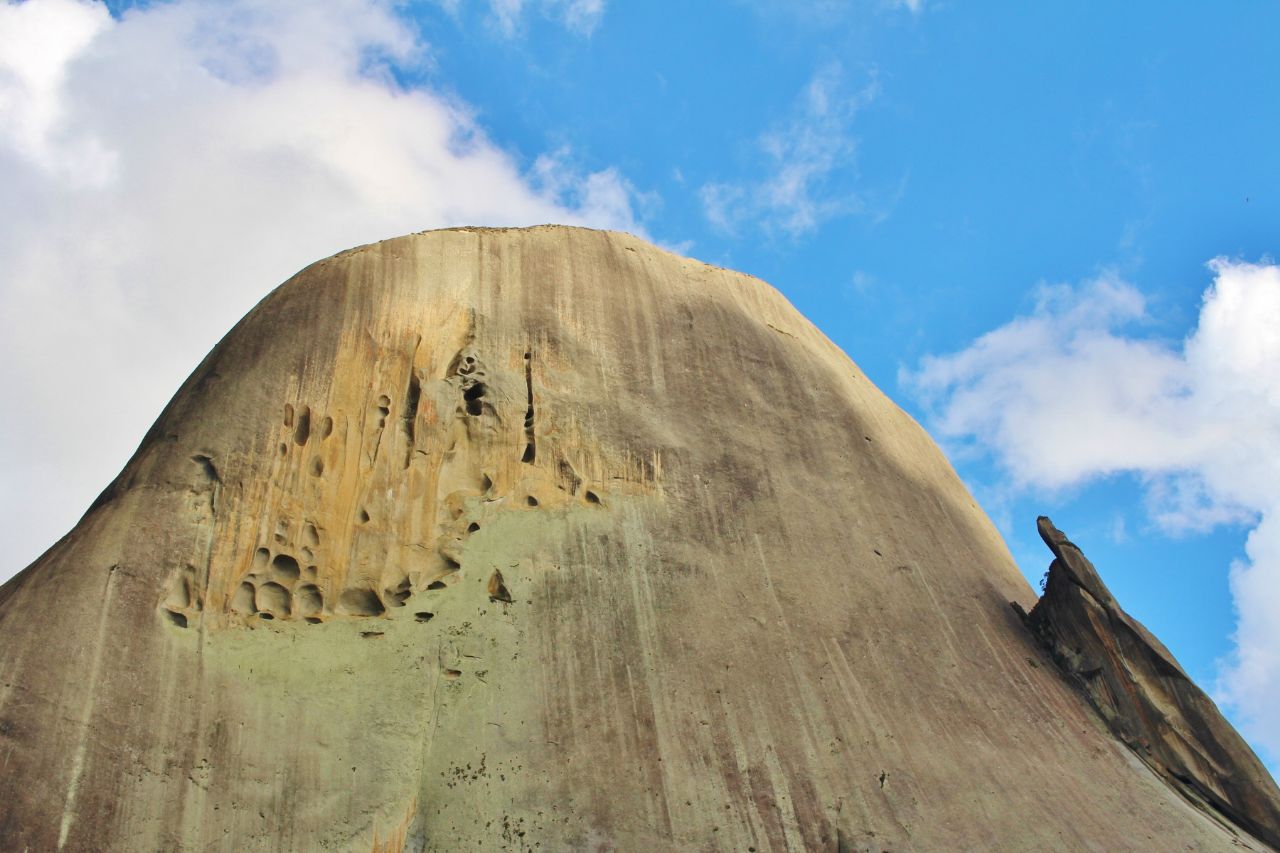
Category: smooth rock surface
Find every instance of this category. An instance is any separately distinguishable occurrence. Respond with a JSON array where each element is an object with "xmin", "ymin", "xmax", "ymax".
[{"xmin": 0, "ymin": 226, "xmax": 1273, "ymax": 851}]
